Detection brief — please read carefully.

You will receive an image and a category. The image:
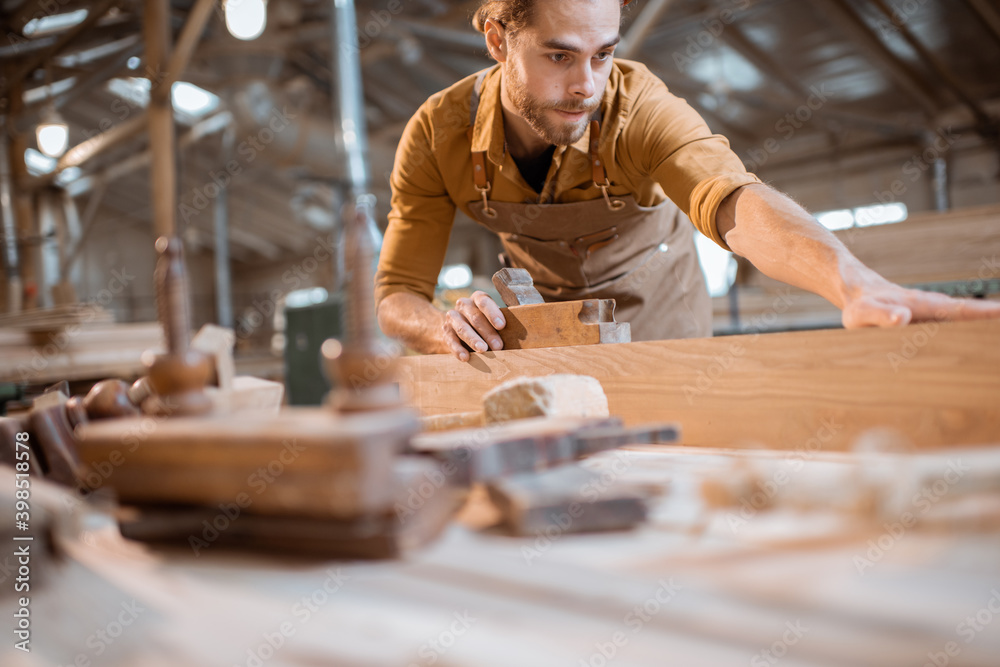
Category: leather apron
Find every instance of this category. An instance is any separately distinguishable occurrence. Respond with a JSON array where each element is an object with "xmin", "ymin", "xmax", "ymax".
[{"xmin": 465, "ymin": 73, "xmax": 712, "ymax": 341}]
